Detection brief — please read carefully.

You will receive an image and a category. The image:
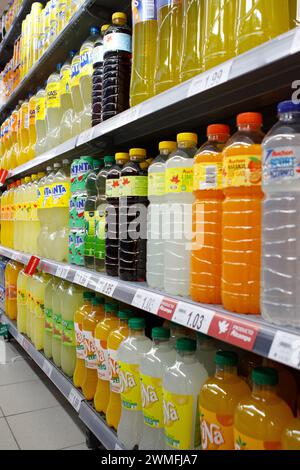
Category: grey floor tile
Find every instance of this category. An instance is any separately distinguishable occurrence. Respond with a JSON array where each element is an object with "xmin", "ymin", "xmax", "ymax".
[
  {"xmin": 0, "ymin": 418, "xmax": 19, "ymax": 450},
  {"xmin": 63, "ymin": 443, "xmax": 89, "ymax": 450},
  {"xmin": 0, "ymin": 359, "xmax": 40, "ymax": 386},
  {"xmin": 7, "ymin": 406, "xmax": 85, "ymax": 450},
  {"xmin": 0, "ymin": 407, "xmax": 3, "ymax": 417}
]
